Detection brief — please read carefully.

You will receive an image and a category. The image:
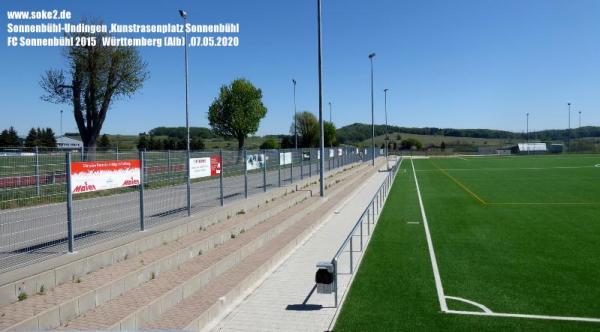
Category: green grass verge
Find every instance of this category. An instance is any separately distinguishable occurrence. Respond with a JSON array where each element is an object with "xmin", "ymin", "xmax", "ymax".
[{"xmin": 335, "ymin": 155, "xmax": 600, "ymax": 331}]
